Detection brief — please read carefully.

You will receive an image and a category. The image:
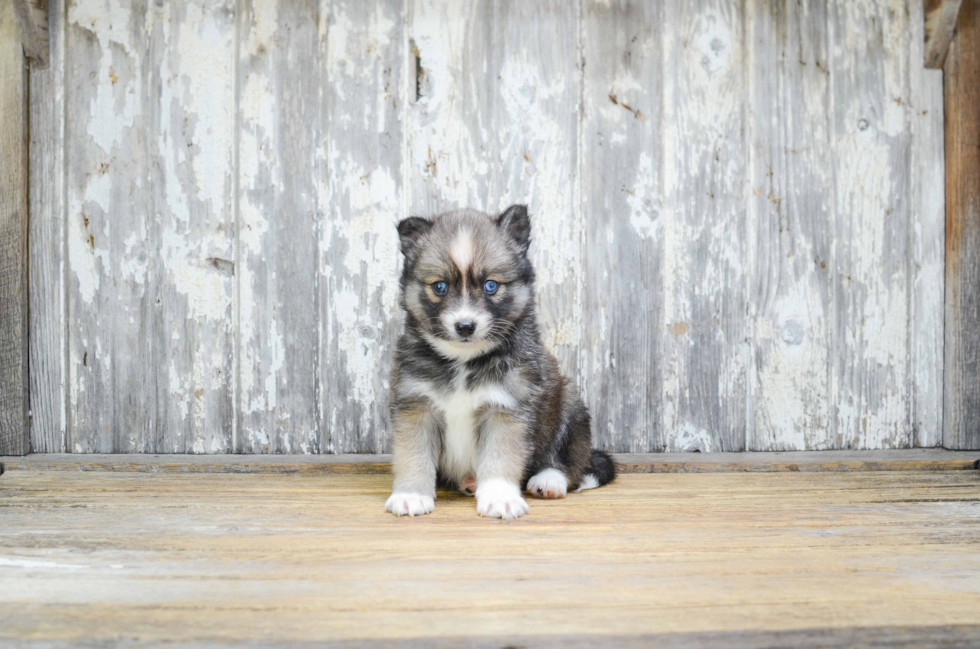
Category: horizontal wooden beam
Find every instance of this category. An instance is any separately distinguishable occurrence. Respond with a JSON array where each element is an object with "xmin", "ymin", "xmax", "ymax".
[
  {"xmin": 12, "ymin": 0, "xmax": 47, "ymax": 68},
  {"xmin": 0, "ymin": 0, "xmax": 31, "ymax": 457},
  {"xmin": 2, "ymin": 450, "xmax": 978, "ymax": 476},
  {"xmin": 944, "ymin": 0, "xmax": 980, "ymax": 450},
  {"xmin": 925, "ymin": 0, "xmax": 964, "ymax": 67}
]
